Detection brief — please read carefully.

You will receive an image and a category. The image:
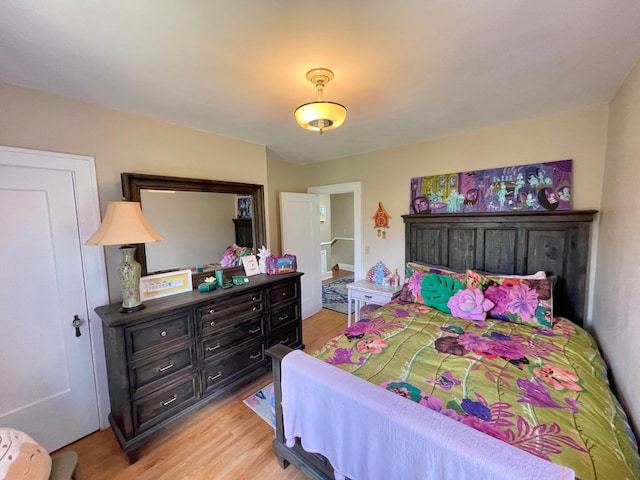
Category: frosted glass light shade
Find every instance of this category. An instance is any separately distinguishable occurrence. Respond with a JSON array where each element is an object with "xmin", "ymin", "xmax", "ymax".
[
  {"xmin": 85, "ymin": 201, "xmax": 162, "ymax": 246},
  {"xmin": 295, "ymin": 101, "xmax": 347, "ymax": 132}
]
